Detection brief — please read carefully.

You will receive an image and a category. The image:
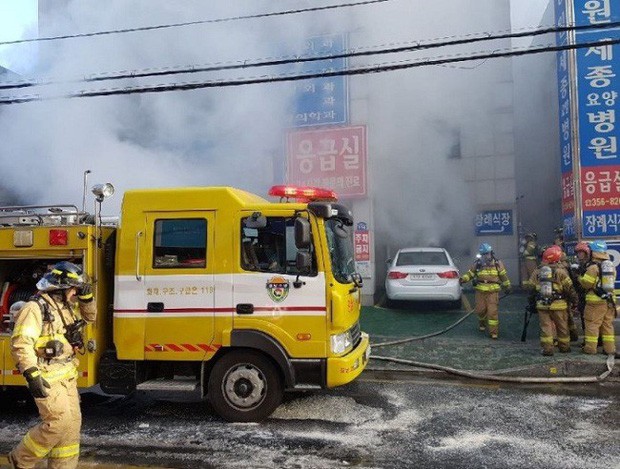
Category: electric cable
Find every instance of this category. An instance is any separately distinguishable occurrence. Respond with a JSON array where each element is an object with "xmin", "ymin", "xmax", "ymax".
[
  {"xmin": 1, "ymin": 37, "xmax": 616, "ymax": 106},
  {"xmin": 0, "ymin": 0, "xmax": 393, "ymax": 46},
  {"xmin": 1, "ymin": 20, "xmax": 618, "ymax": 91}
]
